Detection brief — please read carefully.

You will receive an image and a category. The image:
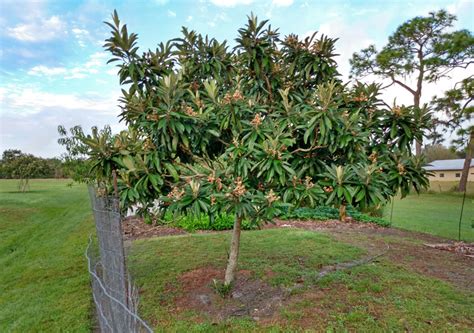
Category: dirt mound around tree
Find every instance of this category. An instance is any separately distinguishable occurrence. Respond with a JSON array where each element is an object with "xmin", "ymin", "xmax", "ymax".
[{"xmin": 171, "ymin": 267, "xmax": 286, "ymax": 322}]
